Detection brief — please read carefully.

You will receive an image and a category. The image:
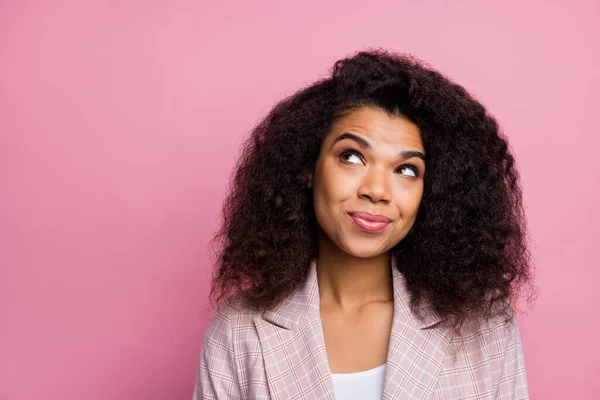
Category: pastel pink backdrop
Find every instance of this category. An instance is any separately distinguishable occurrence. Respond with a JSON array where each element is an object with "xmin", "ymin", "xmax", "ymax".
[{"xmin": 1, "ymin": 1, "xmax": 598, "ymax": 399}]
